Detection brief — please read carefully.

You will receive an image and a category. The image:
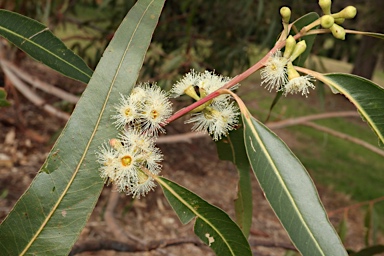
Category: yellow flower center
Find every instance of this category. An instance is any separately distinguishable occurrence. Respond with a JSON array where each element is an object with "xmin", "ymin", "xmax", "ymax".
[
  {"xmin": 150, "ymin": 109, "xmax": 159, "ymax": 119},
  {"xmin": 124, "ymin": 108, "xmax": 131, "ymax": 116},
  {"xmin": 121, "ymin": 155, "xmax": 132, "ymax": 166}
]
